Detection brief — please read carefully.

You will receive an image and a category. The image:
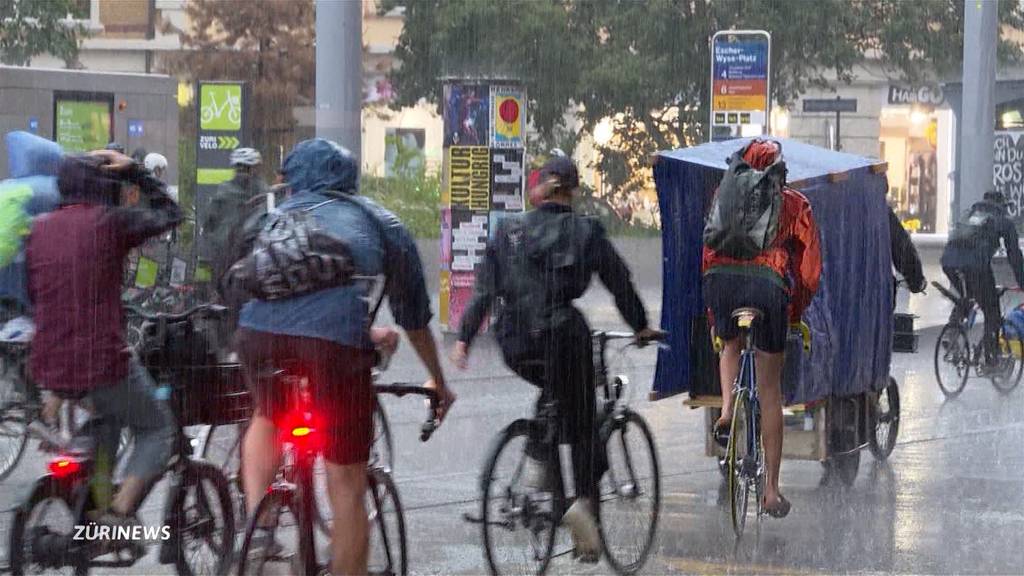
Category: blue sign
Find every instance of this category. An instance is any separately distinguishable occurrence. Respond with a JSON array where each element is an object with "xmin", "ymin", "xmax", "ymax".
[
  {"xmin": 712, "ymin": 40, "xmax": 769, "ymax": 81},
  {"xmin": 28, "ymin": 117, "xmax": 38, "ymax": 134},
  {"xmin": 128, "ymin": 120, "xmax": 144, "ymax": 138}
]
